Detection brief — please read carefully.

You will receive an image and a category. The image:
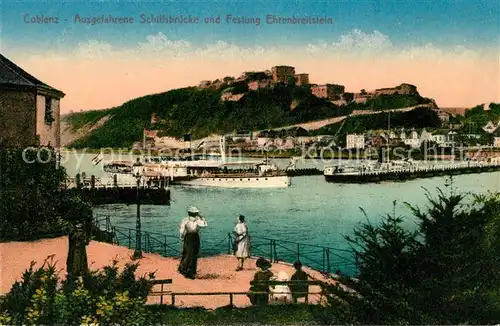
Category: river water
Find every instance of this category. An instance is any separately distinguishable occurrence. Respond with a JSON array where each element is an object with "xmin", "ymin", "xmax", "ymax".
[{"xmin": 62, "ymin": 151, "xmax": 500, "ymax": 272}]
